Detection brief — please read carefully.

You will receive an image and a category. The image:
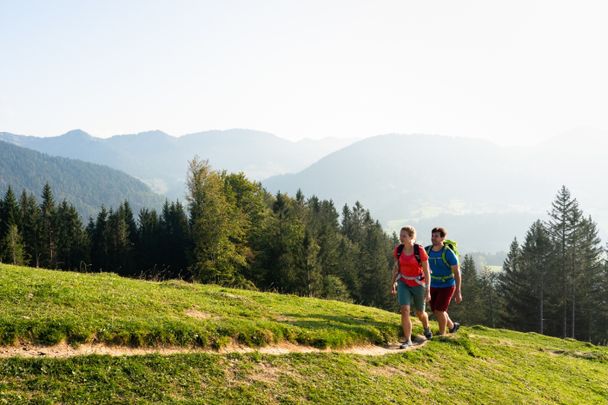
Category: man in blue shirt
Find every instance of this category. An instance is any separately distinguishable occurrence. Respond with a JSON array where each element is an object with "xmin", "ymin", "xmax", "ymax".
[{"xmin": 427, "ymin": 227, "xmax": 462, "ymax": 335}]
